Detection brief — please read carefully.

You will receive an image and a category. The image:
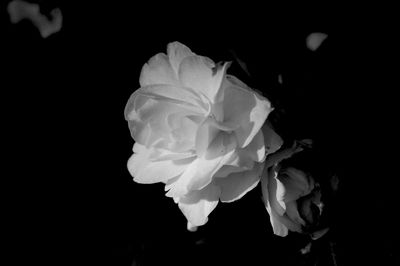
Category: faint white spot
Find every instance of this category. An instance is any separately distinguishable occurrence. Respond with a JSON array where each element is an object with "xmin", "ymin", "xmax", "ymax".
[
  {"xmin": 306, "ymin": 32, "xmax": 328, "ymax": 51},
  {"xmin": 330, "ymin": 174, "xmax": 339, "ymax": 192},
  {"xmin": 300, "ymin": 242, "xmax": 312, "ymax": 254},
  {"xmin": 195, "ymin": 238, "xmax": 205, "ymax": 245},
  {"xmin": 278, "ymin": 74, "xmax": 283, "ymax": 84},
  {"xmin": 7, "ymin": 0, "xmax": 63, "ymax": 38}
]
